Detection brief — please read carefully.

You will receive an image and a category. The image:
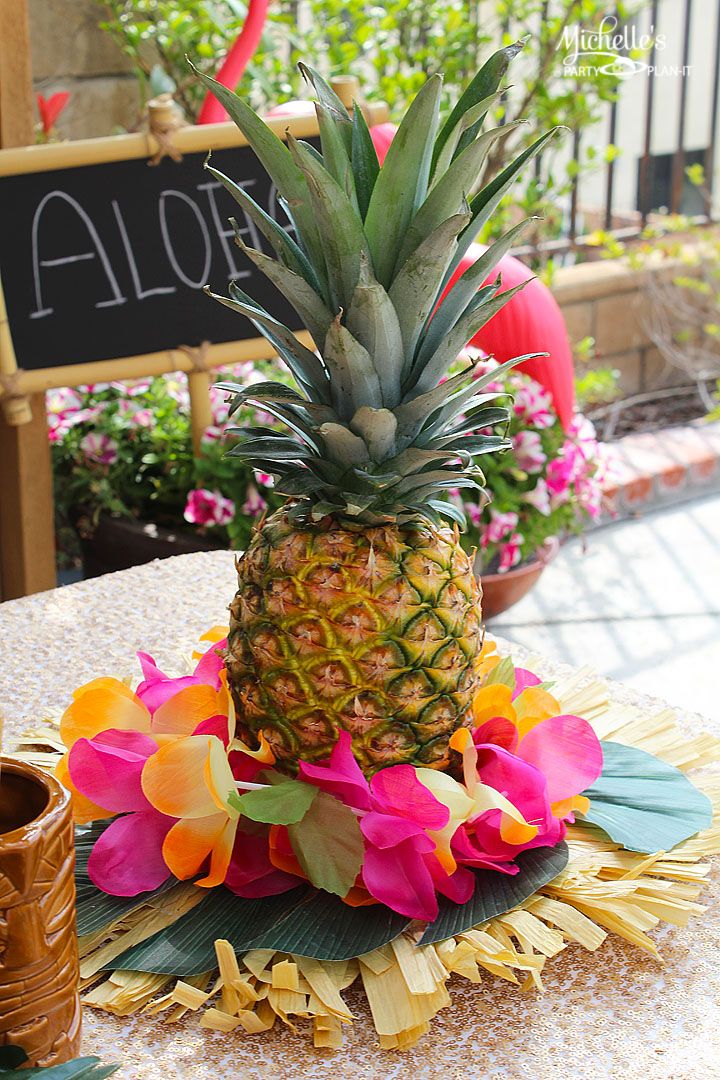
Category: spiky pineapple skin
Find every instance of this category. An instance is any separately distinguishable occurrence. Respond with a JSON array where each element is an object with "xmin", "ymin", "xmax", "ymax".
[{"xmin": 226, "ymin": 510, "xmax": 484, "ymax": 776}]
